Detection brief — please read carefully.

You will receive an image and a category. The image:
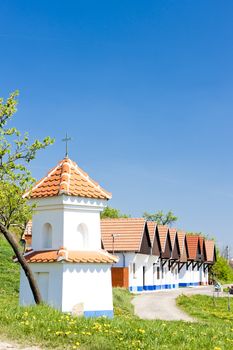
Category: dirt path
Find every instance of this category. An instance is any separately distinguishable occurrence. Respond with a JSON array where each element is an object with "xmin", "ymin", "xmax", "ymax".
[
  {"xmin": 132, "ymin": 285, "xmax": 221, "ymax": 321},
  {"xmin": 0, "ymin": 341, "xmax": 41, "ymax": 350}
]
